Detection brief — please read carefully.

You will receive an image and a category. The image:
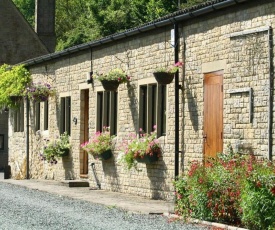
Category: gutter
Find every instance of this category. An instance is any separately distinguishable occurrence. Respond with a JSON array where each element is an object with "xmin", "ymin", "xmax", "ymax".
[
  {"xmin": 19, "ymin": 0, "xmax": 250, "ymax": 67},
  {"xmin": 174, "ymin": 23, "xmax": 180, "ymax": 178},
  {"xmin": 268, "ymin": 27, "xmax": 274, "ymax": 161}
]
